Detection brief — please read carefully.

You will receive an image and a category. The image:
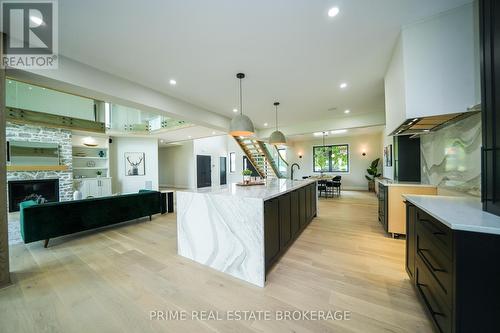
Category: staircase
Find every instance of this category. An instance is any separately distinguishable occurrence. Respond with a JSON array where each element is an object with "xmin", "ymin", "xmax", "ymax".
[{"xmin": 233, "ymin": 136, "xmax": 287, "ymax": 179}]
